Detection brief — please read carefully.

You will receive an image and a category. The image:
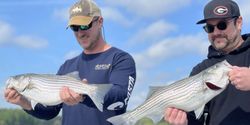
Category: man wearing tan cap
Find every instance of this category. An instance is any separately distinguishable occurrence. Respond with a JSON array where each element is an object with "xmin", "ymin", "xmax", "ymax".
[
  {"xmin": 4, "ymin": 0, "xmax": 136, "ymax": 125},
  {"xmin": 164, "ymin": 0, "xmax": 250, "ymax": 125}
]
